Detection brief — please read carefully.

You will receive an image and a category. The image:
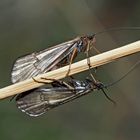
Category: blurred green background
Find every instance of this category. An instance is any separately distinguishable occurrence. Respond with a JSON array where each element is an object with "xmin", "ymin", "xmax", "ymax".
[{"xmin": 0, "ymin": 0, "xmax": 140, "ymax": 140}]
